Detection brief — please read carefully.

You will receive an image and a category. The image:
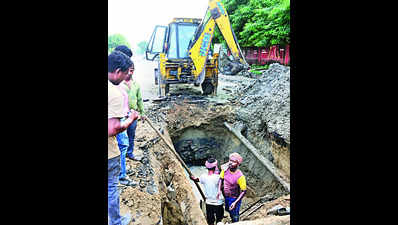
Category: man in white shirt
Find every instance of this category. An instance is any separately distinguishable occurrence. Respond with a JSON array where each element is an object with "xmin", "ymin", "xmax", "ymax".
[
  {"xmin": 108, "ymin": 50, "xmax": 139, "ymax": 225},
  {"xmin": 190, "ymin": 158, "xmax": 224, "ymax": 225}
]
